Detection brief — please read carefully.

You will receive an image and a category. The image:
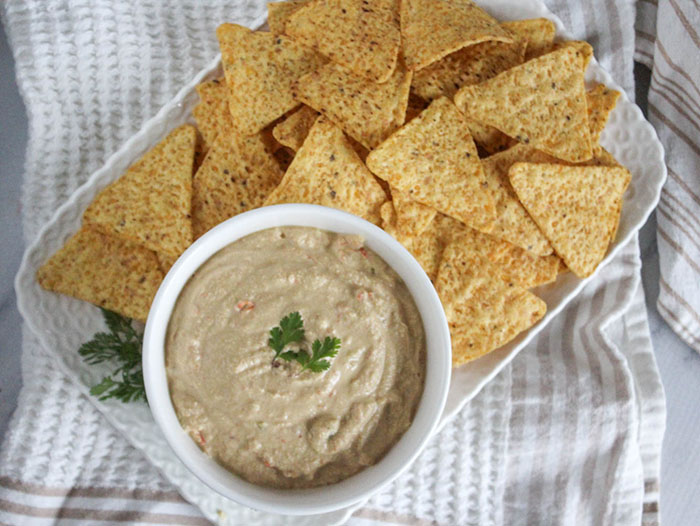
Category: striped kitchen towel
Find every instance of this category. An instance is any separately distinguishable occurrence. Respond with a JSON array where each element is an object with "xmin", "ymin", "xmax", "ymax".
[
  {"xmin": 0, "ymin": 1, "xmax": 664, "ymax": 525},
  {"xmin": 635, "ymin": 0, "xmax": 700, "ymax": 353}
]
